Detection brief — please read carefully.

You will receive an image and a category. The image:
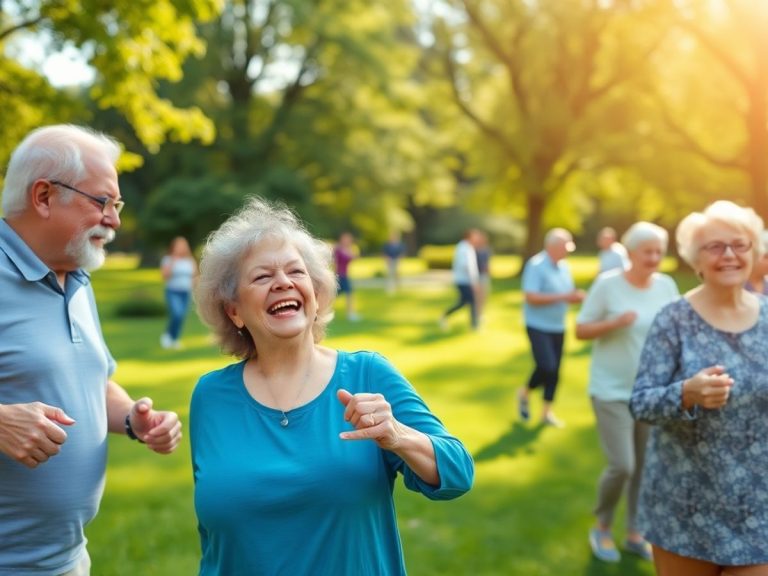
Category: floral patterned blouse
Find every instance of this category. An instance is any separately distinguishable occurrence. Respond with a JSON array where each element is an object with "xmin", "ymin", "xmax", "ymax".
[{"xmin": 630, "ymin": 297, "xmax": 768, "ymax": 564}]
